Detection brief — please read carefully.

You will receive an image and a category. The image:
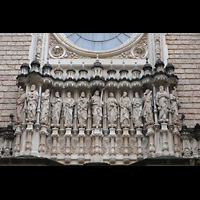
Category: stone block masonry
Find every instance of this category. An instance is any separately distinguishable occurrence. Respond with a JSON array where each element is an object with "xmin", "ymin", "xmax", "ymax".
[
  {"xmin": 166, "ymin": 33, "xmax": 200, "ymax": 128},
  {"xmin": 0, "ymin": 33, "xmax": 32, "ymax": 127}
]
